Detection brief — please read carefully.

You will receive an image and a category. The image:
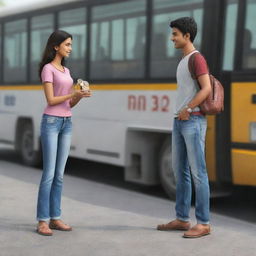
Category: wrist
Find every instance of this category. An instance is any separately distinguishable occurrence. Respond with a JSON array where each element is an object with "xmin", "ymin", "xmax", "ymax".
[{"xmin": 185, "ymin": 105, "xmax": 193, "ymax": 113}]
